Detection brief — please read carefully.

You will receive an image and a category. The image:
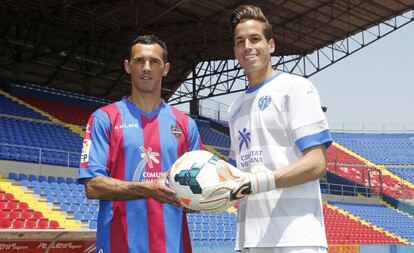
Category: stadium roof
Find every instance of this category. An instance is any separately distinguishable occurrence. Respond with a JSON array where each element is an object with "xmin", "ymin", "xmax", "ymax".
[{"xmin": 1, "ymin": 0, "xmax": 413, "ymax": 101}]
